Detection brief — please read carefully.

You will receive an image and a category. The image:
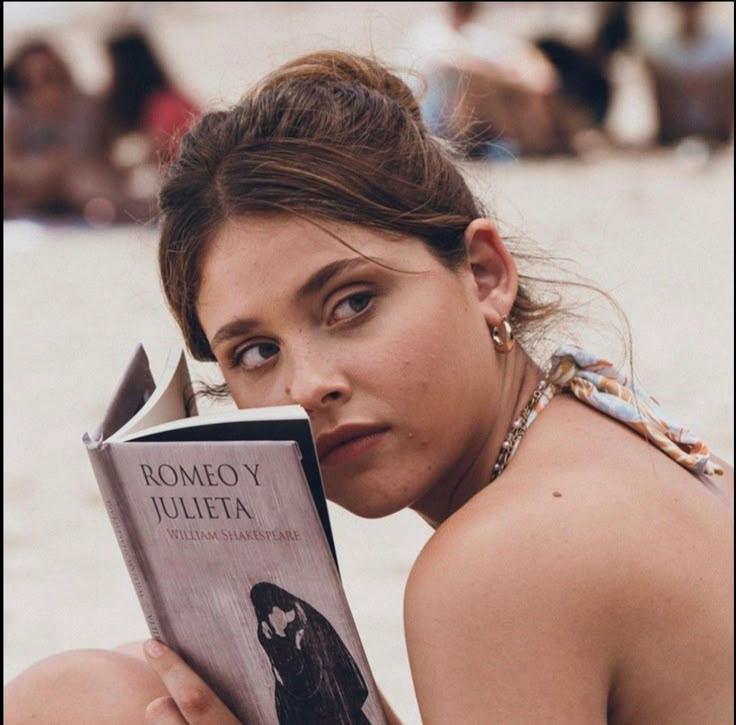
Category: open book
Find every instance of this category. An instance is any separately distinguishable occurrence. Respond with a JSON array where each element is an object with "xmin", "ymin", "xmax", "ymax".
[{"xmin": 84, "ymin": 345, "xmax": 386, "ymax": 724}]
